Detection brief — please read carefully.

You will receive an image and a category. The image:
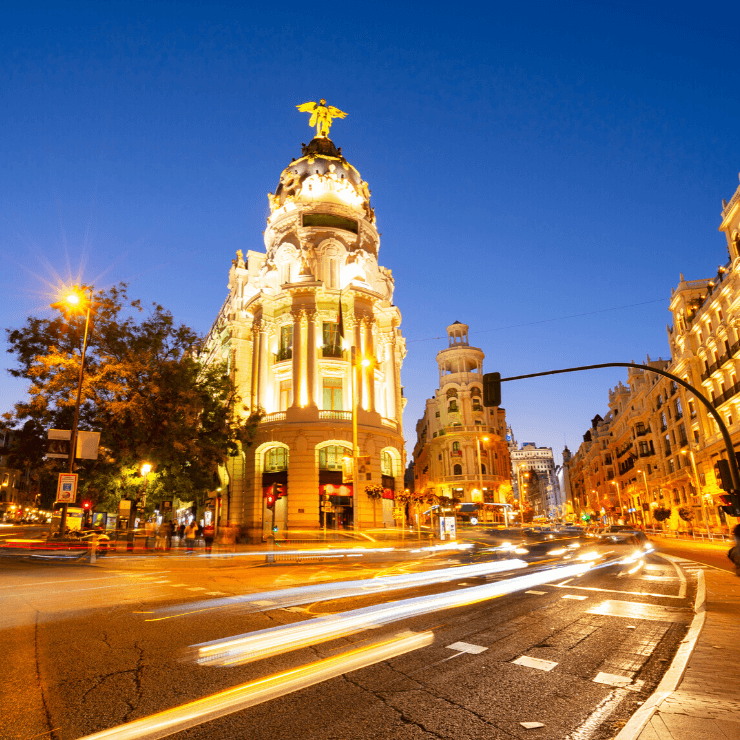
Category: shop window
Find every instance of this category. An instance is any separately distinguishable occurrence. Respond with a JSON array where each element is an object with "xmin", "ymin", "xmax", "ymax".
[
  {"xmin": 319, "ymin": 445, "xmax": 350, "ymax": 470},
  {"xmin": 264, "ymin": 447, "xmax": 288, "ymax": 472},
  {"xmin": 322, "ymin": 377, "xmax": 343, "ymax": 410}
]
